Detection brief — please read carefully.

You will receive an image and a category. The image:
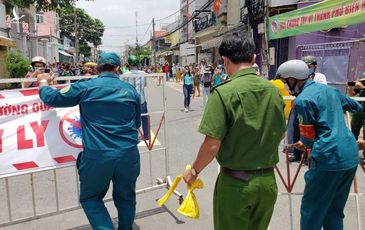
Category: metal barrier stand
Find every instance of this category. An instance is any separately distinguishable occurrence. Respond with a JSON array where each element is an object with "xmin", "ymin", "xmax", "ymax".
[{"xmin": 0, "ymin": 73, "xmax": 183, "ymax": 227}]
